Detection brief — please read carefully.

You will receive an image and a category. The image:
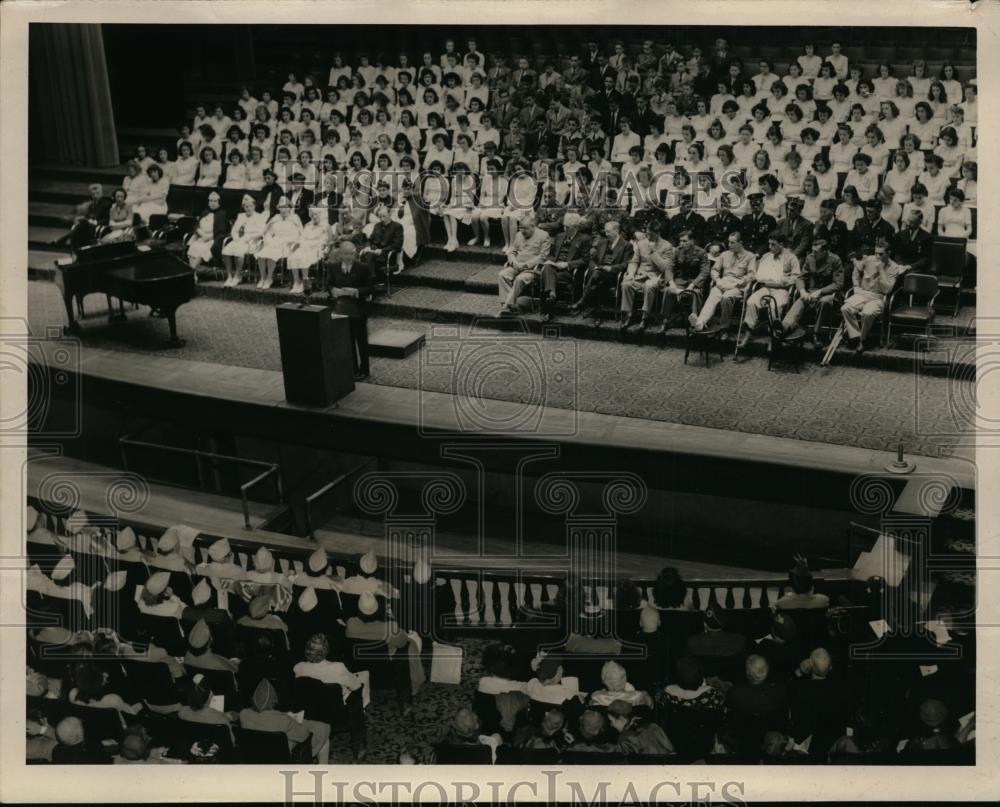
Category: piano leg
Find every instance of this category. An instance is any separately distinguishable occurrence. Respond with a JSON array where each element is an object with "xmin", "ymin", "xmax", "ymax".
[
  {"xmin": 62, "ymin": 293, "xmax": 80, "ymax": 335},
  {"xmin": 106, "ymin": 294, "xmax": 127, "ymax": 323},
  {"xmin": 164, "ymin": 309, "xmax": 185, "ymax": 349}
]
